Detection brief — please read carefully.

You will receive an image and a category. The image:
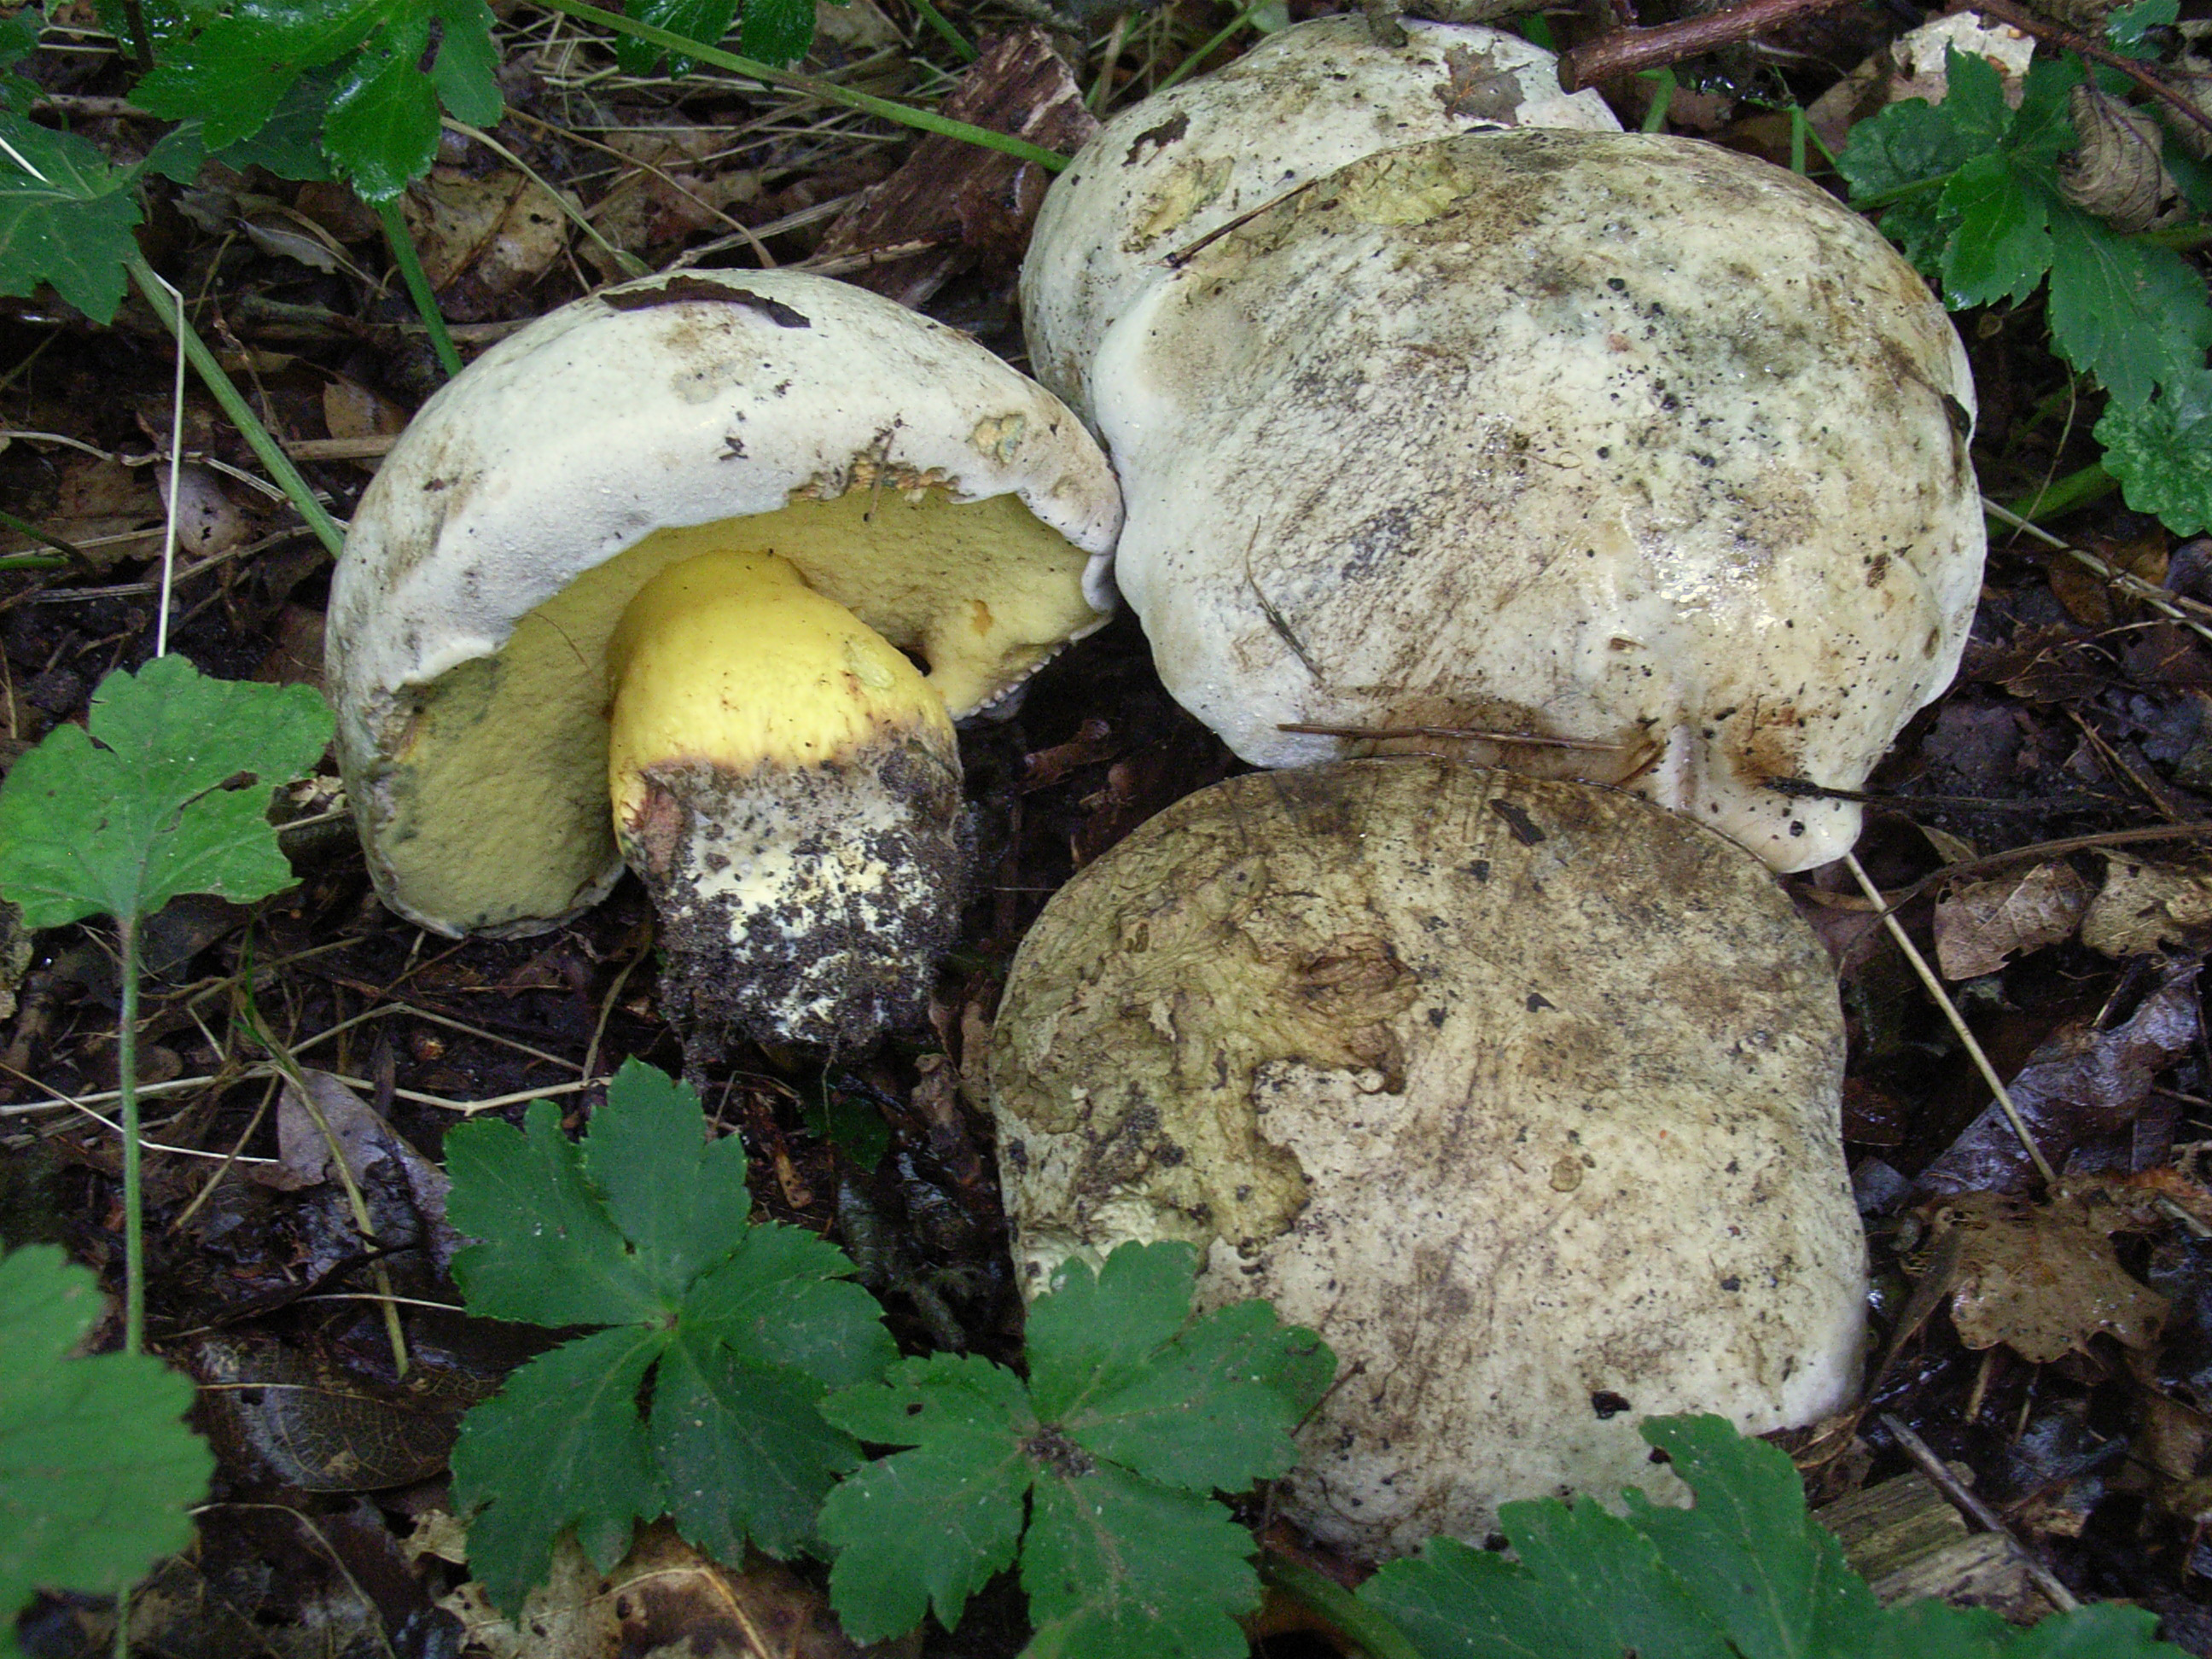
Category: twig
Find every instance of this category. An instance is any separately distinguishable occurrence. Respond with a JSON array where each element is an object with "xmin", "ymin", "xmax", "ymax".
[
  {"xmin": 1878, "ymin": 1412, "xmax": 2081, "ymax": 1613},
  {"xmin": 1962, "ymin": 0, "xmax": 2212, "ymax": 147},
  {"xmin": 1560, "ymin": 0, "xmax": 1860, "ymax": 91},
  {"xmin": 1843, "ymin": 852, "xmax": 2058, "ymax": 1187}
]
